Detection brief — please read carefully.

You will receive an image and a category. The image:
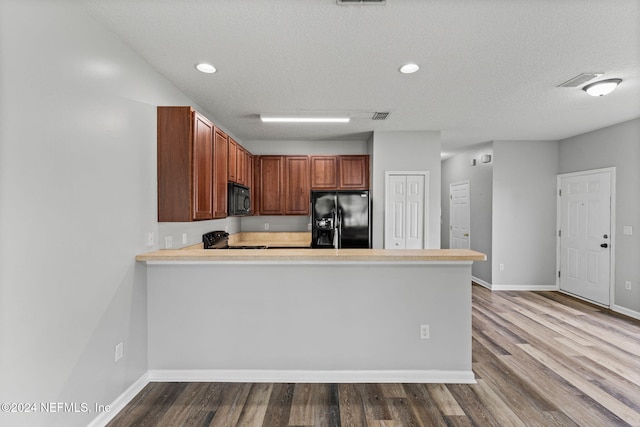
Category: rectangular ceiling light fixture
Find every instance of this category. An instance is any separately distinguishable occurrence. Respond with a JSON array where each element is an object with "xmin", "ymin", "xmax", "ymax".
[{"xmin": 260, "ymin": 114, "xmax": 350, "ymax": 123}]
